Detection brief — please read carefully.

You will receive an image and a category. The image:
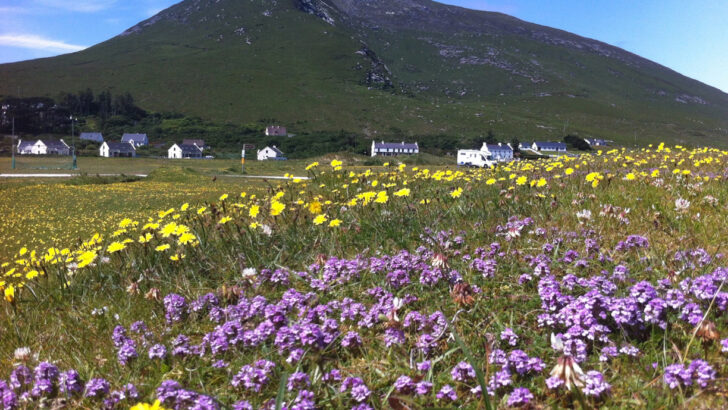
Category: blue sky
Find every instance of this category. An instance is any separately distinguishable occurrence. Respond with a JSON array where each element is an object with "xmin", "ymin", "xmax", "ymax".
[{"xmin": 1, "ymin": 0, "xmax": 727, "ymax": 92}]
